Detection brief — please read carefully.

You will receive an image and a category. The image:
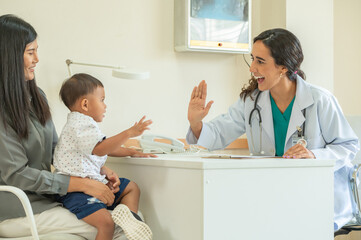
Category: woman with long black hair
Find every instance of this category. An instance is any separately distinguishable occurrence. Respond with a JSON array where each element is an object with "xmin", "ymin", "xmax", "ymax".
[{"xmin": 0, "ymin": 14, "xmax": 123, "ymax": 239}]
